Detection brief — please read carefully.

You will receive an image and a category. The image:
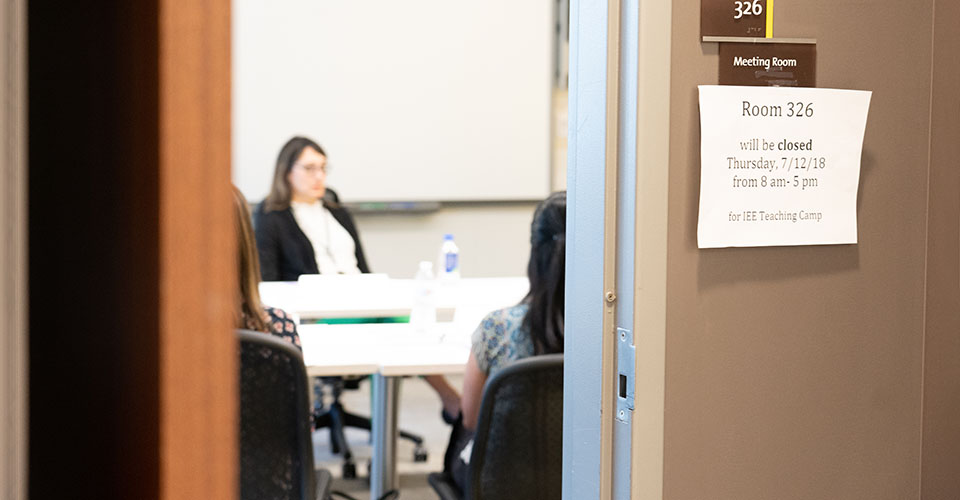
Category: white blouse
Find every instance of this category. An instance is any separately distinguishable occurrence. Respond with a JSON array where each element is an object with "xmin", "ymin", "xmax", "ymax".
[{"xmin": 290, "ymin": 200, "xmax": 361, "ymax": 274}]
